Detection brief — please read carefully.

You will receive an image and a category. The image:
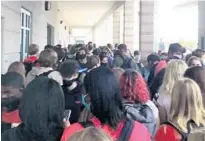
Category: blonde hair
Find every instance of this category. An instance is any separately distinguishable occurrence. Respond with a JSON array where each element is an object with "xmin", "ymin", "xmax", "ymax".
[
  {"xmin": 170, "ymin": 78, "xmax": 205, "ymax": 132},
  {"xmin": 68, "ymin": 127, "xmax": 112, "ymax": 141},
  {"xmin": 159, "ymin": 60, "xmax": 188, "ymax": 96}
]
